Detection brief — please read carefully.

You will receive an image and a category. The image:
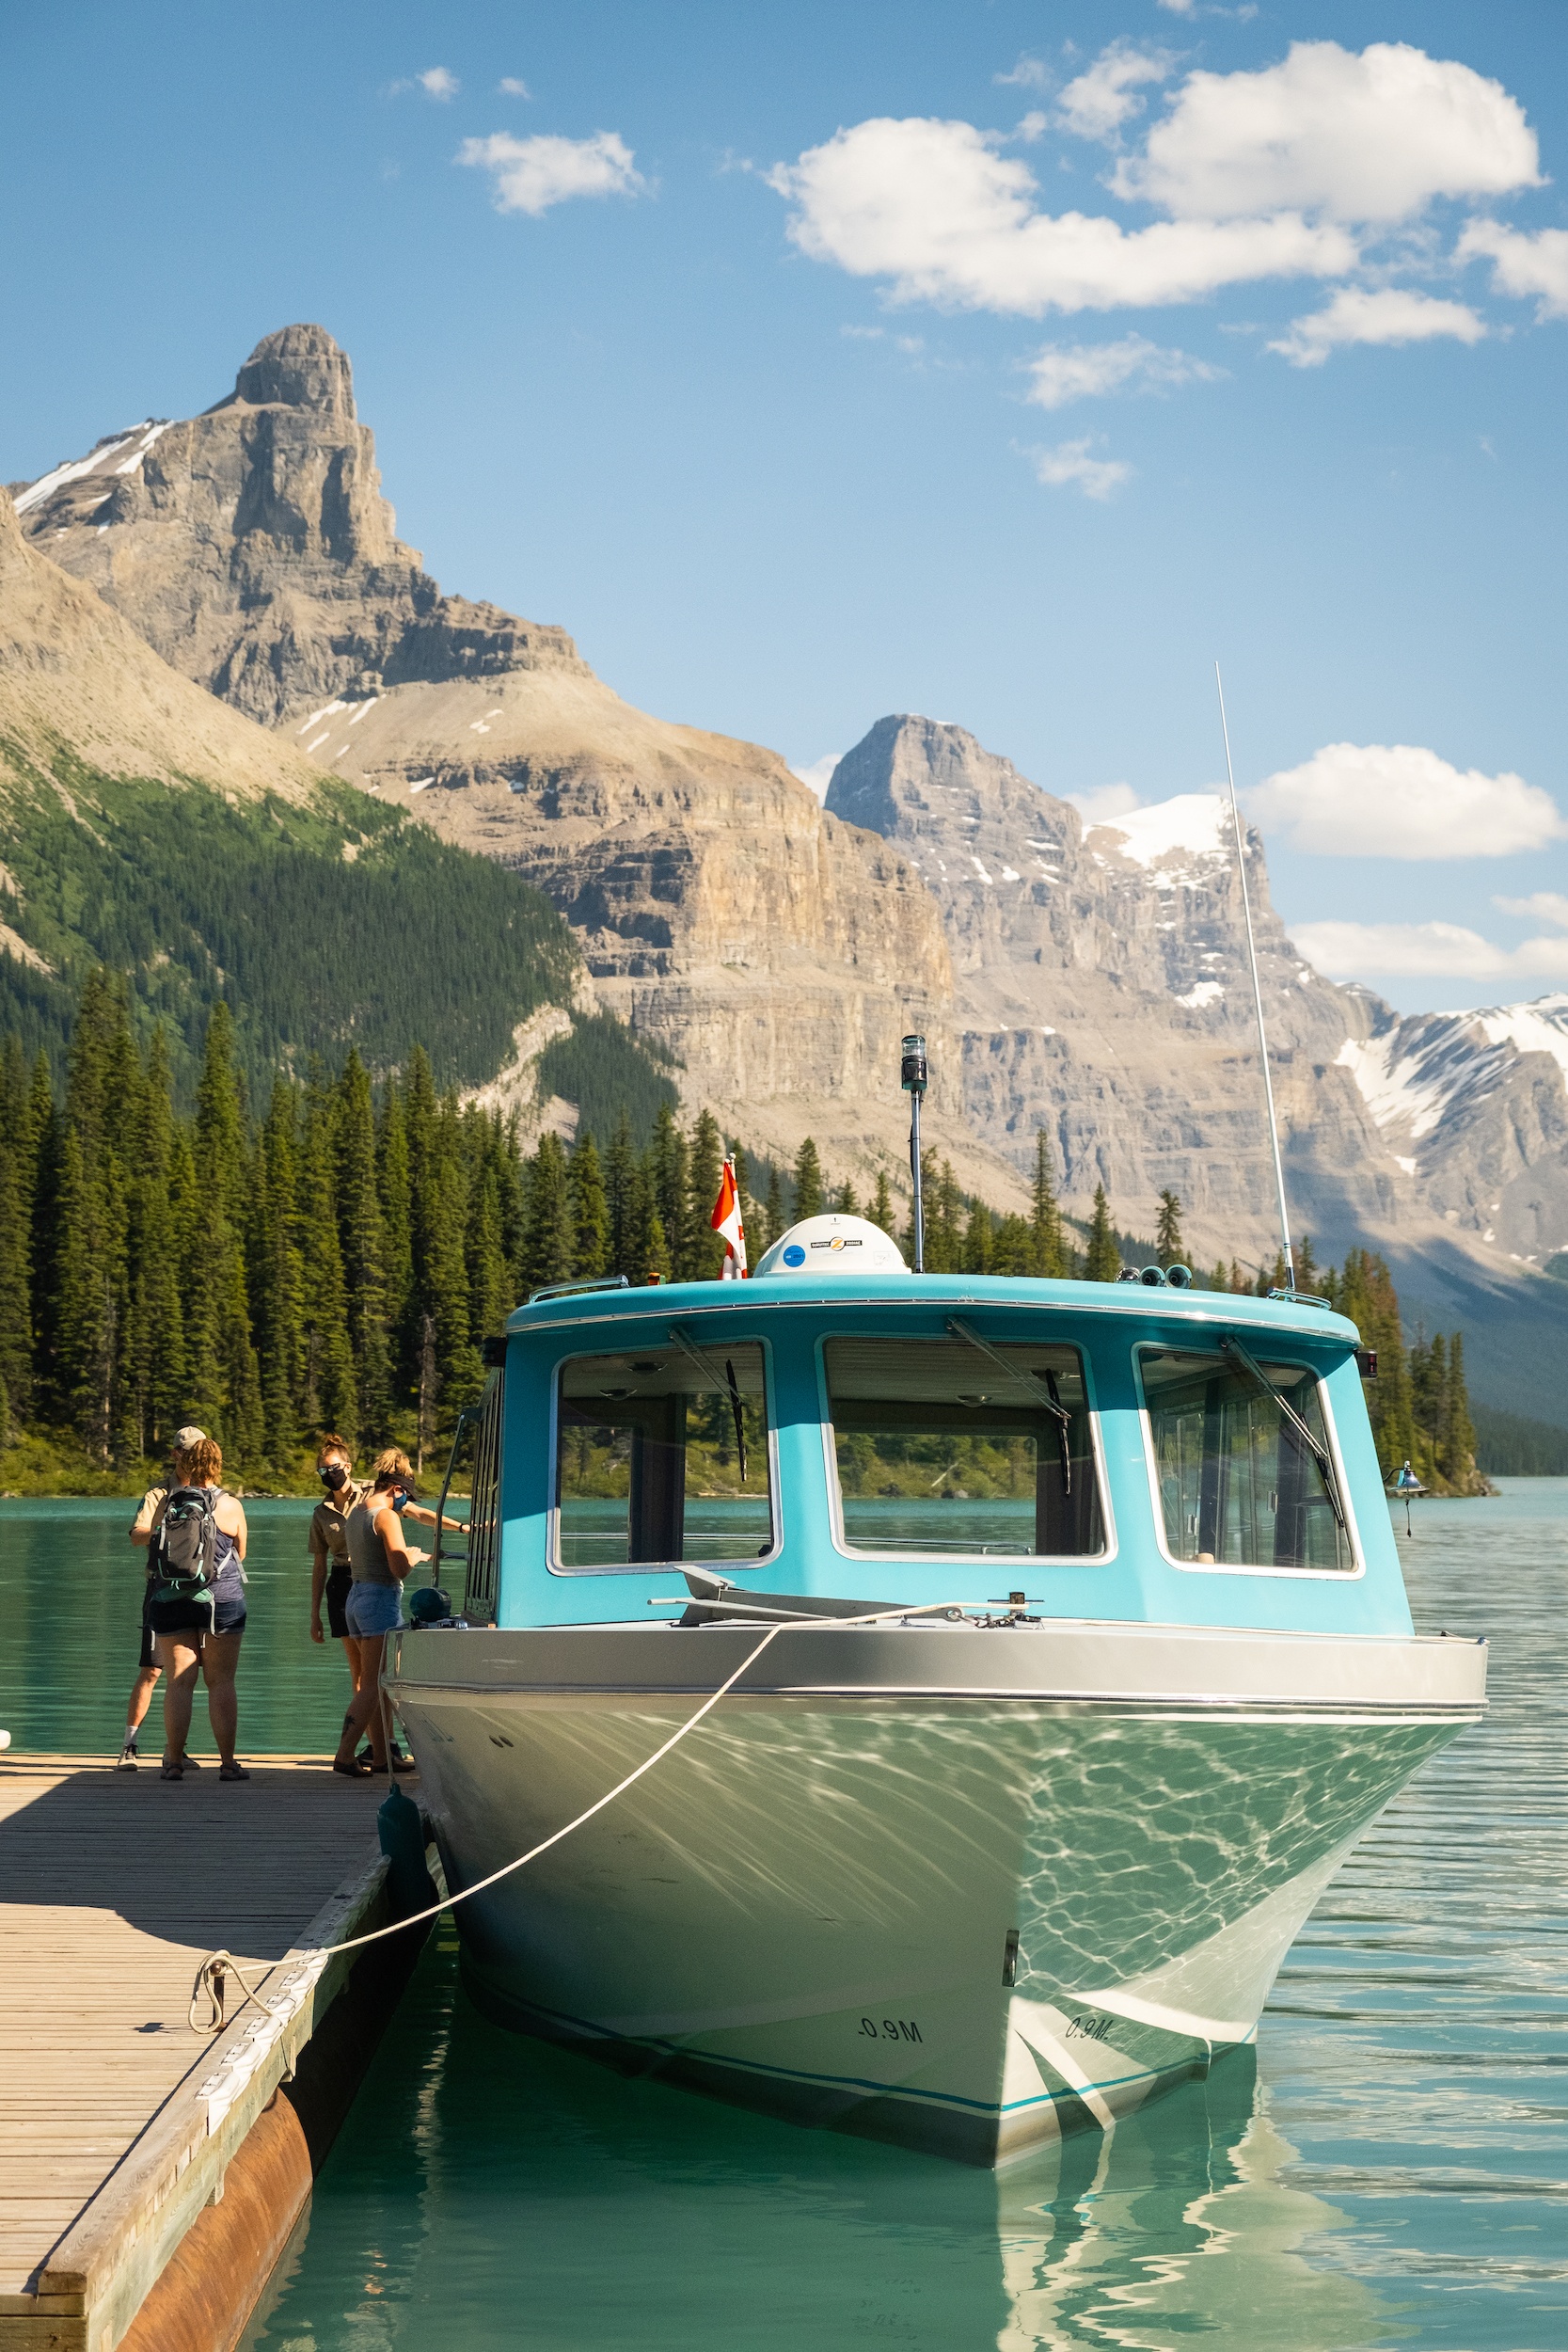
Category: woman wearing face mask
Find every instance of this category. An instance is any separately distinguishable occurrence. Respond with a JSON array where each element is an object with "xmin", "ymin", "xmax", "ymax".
[{"xmin": 309, "ymin": 1437, "xmax": 369, "ymax": 1738}]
